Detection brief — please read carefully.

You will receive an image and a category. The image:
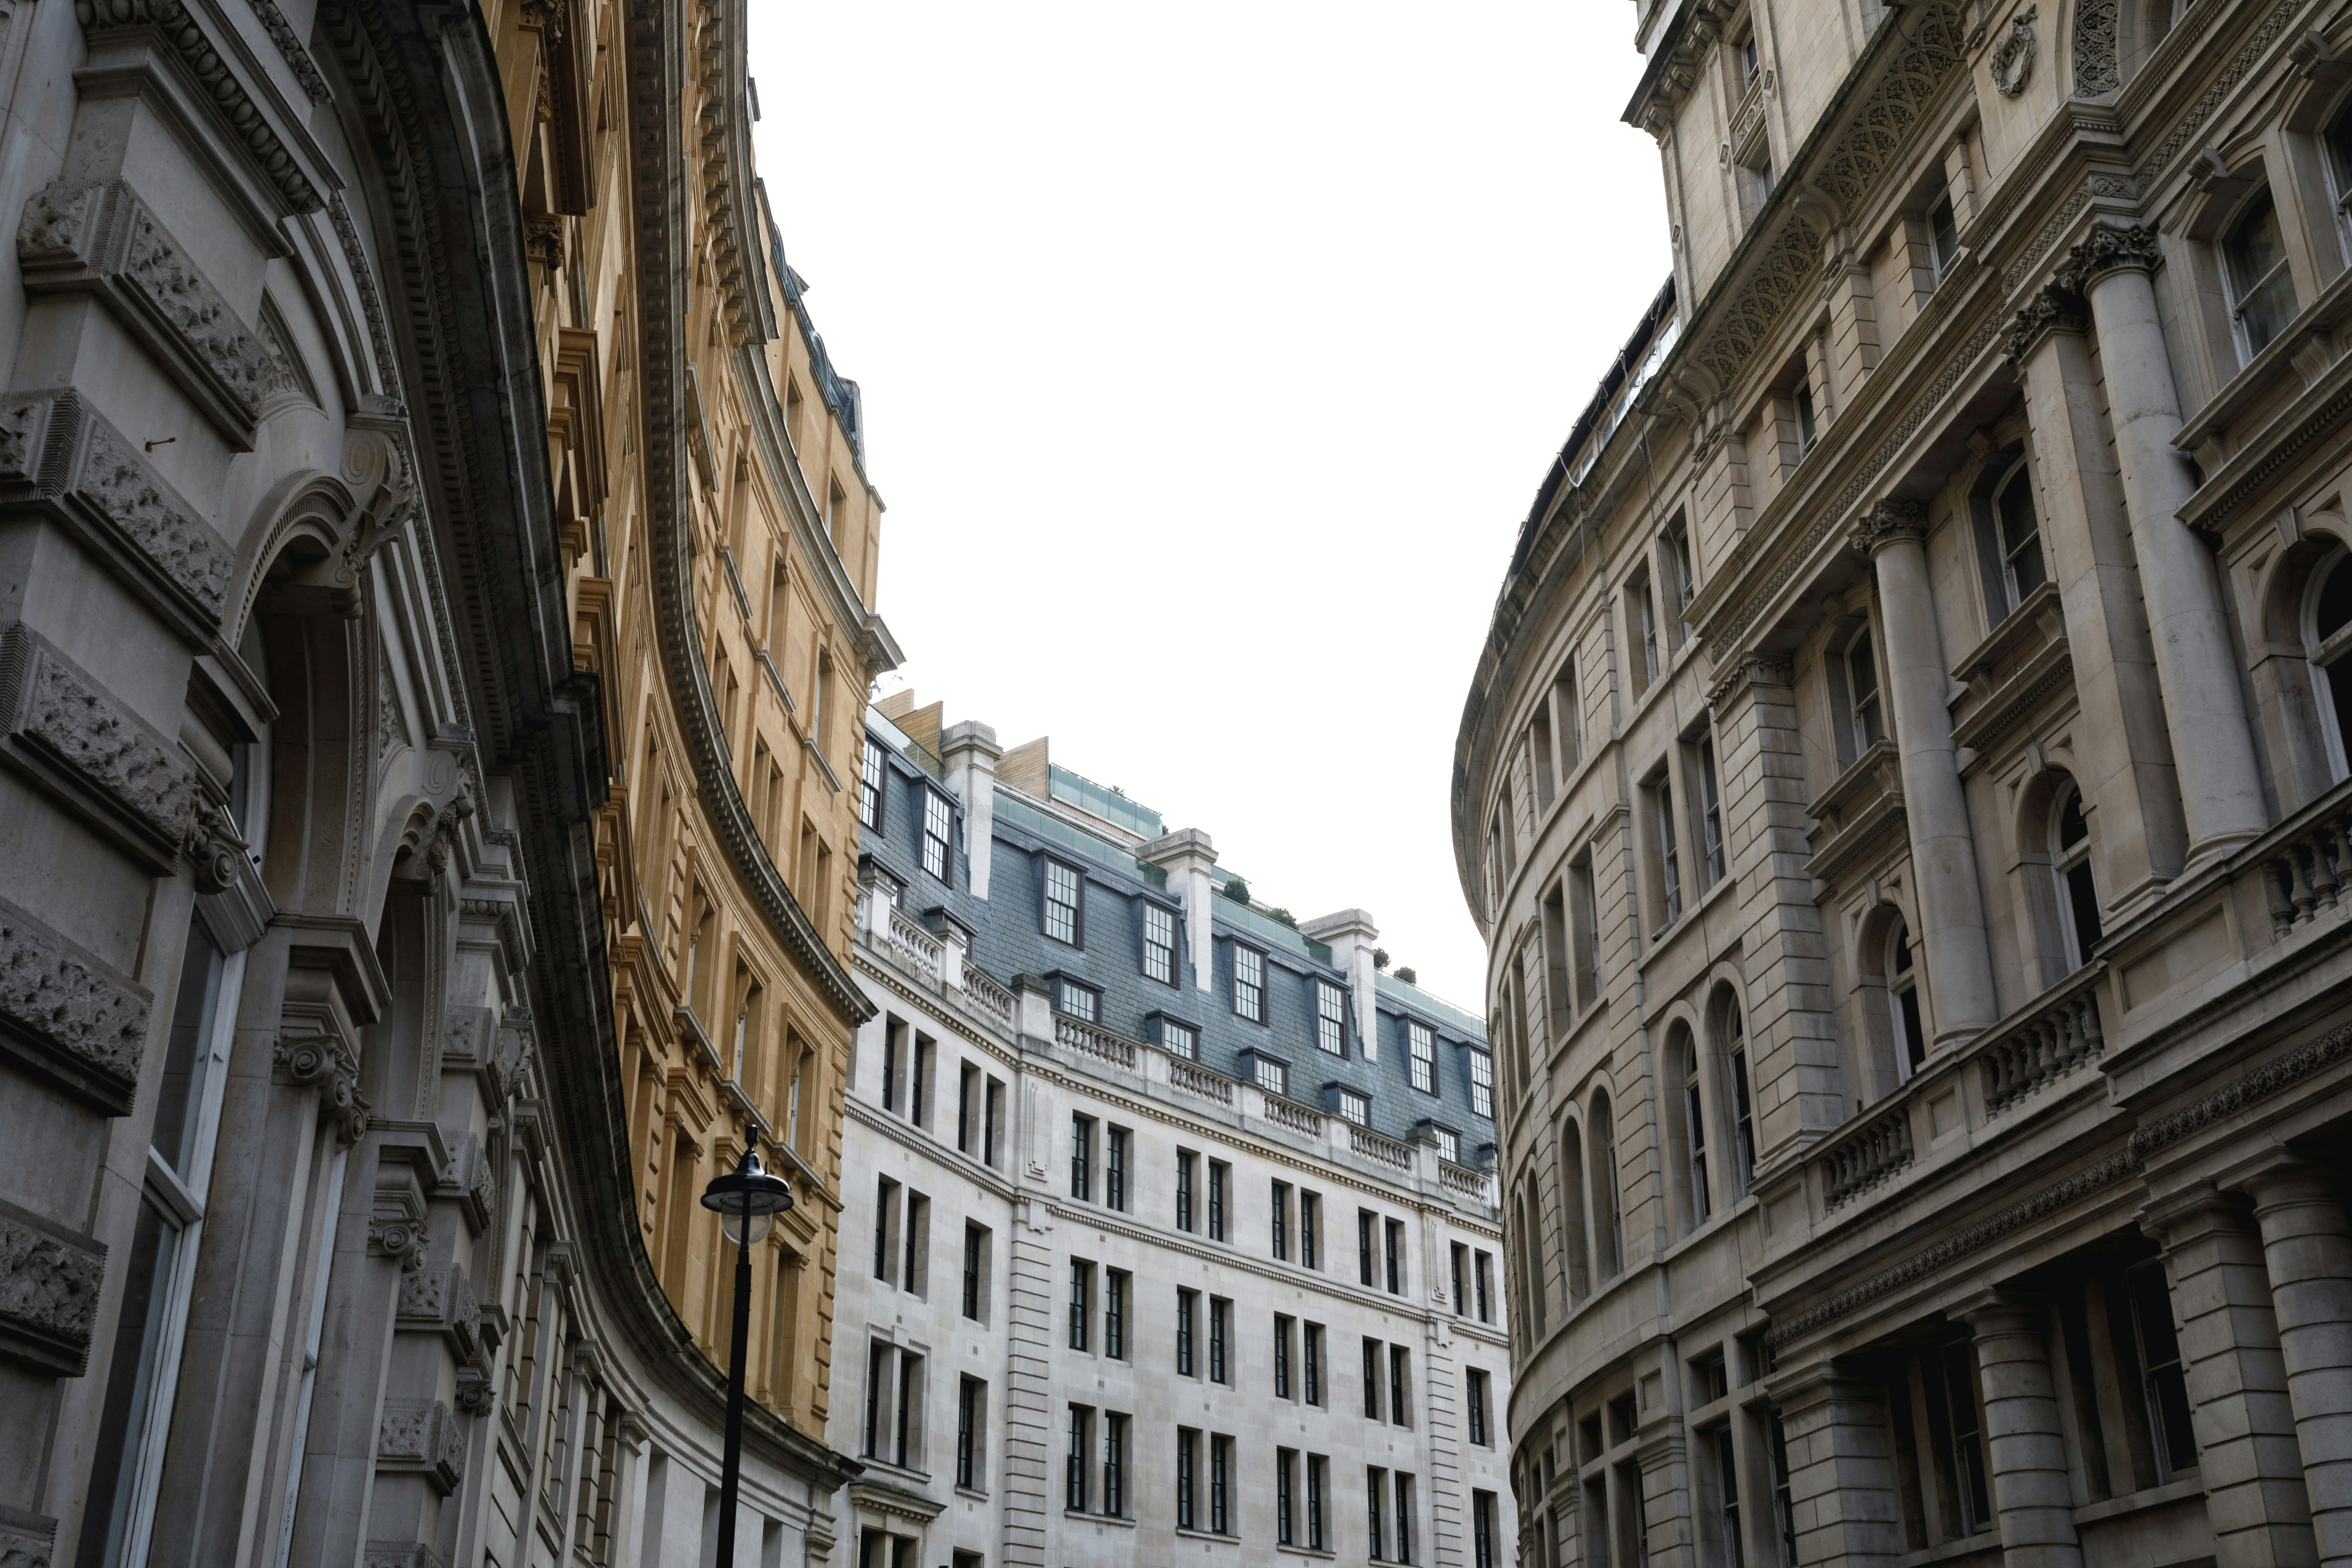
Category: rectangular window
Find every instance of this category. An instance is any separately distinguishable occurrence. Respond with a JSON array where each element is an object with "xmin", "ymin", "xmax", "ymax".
[
  {"xmin": 1103, "ymin": 1411, "xmax": 1128, "ymax": 1517},
  {"xmin": 962, "ymin": 1222, "xmax": 985, "ymax": 1321},
  {"xmin": 864, "ymin": 1341, "xmax": 889, "ymax": 1458},
  {"xmin": 1337, "ymin": 1088, "xmax": 1370, "ymax": 1127},
  {"xmin": 1068, "ymin": 1259, "xmax": 1091, "ymax": 1351},
  {"xmin": 1713, "ymin": 1424, "xmax": 1743, "ymax": 1568},
  {"xmin": 1143, "ymin": 903, "xmax": 1177, "ymax": 984},
  {"xmin": 1254, "ymin": 1055, "xmax": 1288, "ymax": 1098},
  {"xmin": 1653, "ymin": 769, "xmax": 1684, "ymax": 928},
  {"xmin": 1209, "ymin": 1296, "xmax": 1230, "ymax": 1384},
  {"xmin": 1475, "ymin": 1251, "xmax": 1493, "ymax": 1322},
  {"xmin": 1275, "ymin": 1314, "xmax": 1294, "ymax": 1398},
  {"xmin": 909, "ymin": 1034, "xmax": 933, "ymax": 1130},
  {"xmin": 1359, "ymin": 1210, "xmax": 1377, "ymax": 1286},
  {"xmin": 1469, "ymin": 1051, "xmax": 1494, "ymax": 1118},
  {"xmin": 2126, "ymin": 1256, "xmax": 2199, "ymax": 1476},
  {"xmin": 879, "ymin": 1018, "xmax": 902, "ymax": 1113},
  {"xmin": 1363, "ymin": 1337, "xmax": 1383, "ymax": 1419},
  {"xmin": 1301, "ymin": 1190, "xmax": 1320, "ymax": 1269},
  {"xmin": 860, "ymin": 738, "xmax": 885, "ymax": 830},
  {"xmin": 985, "ymin": 1077, "xmax": 1004, "ymax": 1167},
  {"xmin": 1369, "ymin": 1467, "xmax": 1389, "ymax": 1562},
  {"xmin": 1473, "ymin": 1490, "xmax": 1498, "ymax": 1568},
  {"xmin": 1066, "ymin": 1405, "xmax": 1091, "ymax": 1513},
  {"xmin": 1409, "ymin": 1021, "xmax": 1437, "ymax": 1094},
  {"xmin": 1176, "ymin": 1150, "xmax": 1196, "ymax": 1232},
  {"xmin": 1467, "ymin": 1368, "xmax": 1491, "ymax": 1445},
  {"xmin": 1277, "ymin": 1448, "xmax": 1298, "ymax": 1546},
  {"xmin": 1771, "ymin": 1410, "xmax": 1799, "ymax": 1567},
  {"xmin": 1043, "ymin": 859, "xmax": 1082, "ymax": 945},
  {"xmin": 1435, "ymin": 1126, "xmax": 1460, "ymax": 1163},
  {"xmin": 1105, "ymin": 1269, "xmax": 1127, "ymax": 1360},
  {"xmin": 1233, "ymin": 945, "xmax": 1264, "ymax": 1022},
  {"xmin": 1386, "ymin": 1218, "xmax": 1405, "ymax": 1295},
  {"xmin": 1396, "ymin": 1473, "xmax": 1416, "ymax": 1565},
  {"xmin": 1307, "ymin": 1454, "xmax": 1328, "ymax": 1550},
  {"xmin": 1699, "ymin": 736, "xmax": 1726, "ymax": 886},
  {"xmin": 1207, "ymin": 1160, "xmax": 1227, "ymax": 1241},
  {"xmin": 1057, "ymin": 978, "xmax": 1099, "ymax": 1023},
  {"xmin": 1070, "ymin": 1114, "xmax": 1093, "ymax": 1202},
  {"xmin": 1106, "ymin": 1126, "xmax": 1128, "ymax": 1212},
  {"xmin": 957, "ymin": 1061, "xmax": 976, "ymax": 1154},
  {"xmin": 1304, "ymin": 1322, "xmax": 1324, "ymax": 1405},
  {"xmin": 1211, "ymin": 1433, "xmax": 1233, "ymax": 1535},
  {"xmin": 1451, "ymin": 1244, "xmax": 1469, "ymax": 1318},
  {"xmin": 1177, "ymin": 1288, "xmax": 1197, "ymax": 1377},
  {"xmin": 895, "ymin": 1350, "xmax": 922, "ymax": 1469},
  {"xmin": 956, "ymin": 1376, "xmax": 983, "ymax": 1490},
  {"xmin": 1177, "ymin": 1427, "xmax": 1199, "ymax": 1531},
  {"xmin": 1389, "ymin": 1344, "xmax": 1412, "ymax": 1426},
  {"xmin": 874, "ymin": 1176, "xmax": 899, "ymax": 1283},
  {"xmin": 1271, "ymin": 1180, "xmax": 1290, "ymax": 1260},
  {"xmin": 1316, "ymin": 981, "xmax": 1347, "ymax": 1055},
  {"xmin": 903, "ymin": 1191, "xmax": 929, "ymax": 1297},
  {"xmin": 922, "ymin": 789, "xmax": 954, "ymax": 880},
  {"xmin": 1161, "ymin": 1019, "xmax": 1198, "ymax": 1061}
]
